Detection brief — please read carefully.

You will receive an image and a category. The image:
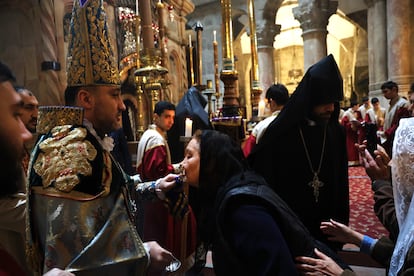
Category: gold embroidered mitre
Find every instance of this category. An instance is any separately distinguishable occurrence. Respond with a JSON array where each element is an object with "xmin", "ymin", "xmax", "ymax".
[{"xmin": 66, "ymin": 0, "xmax": 120, "ymax": 86}]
